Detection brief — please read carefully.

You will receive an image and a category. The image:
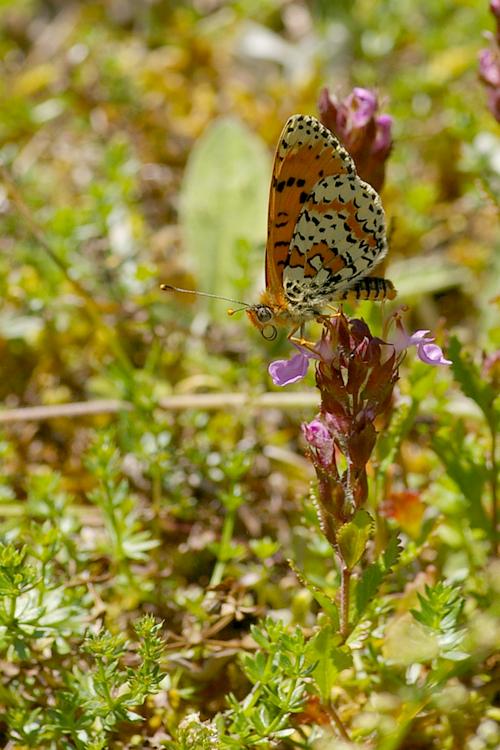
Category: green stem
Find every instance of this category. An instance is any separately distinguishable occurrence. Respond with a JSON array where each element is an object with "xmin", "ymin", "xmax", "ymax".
[
  {"xmin": 9, "ymin": 594, "xmax": 17, "ymax": 622},
  {"xmin": 97, "ymin": 660, "xmax": 115, "ymax": 709},
  {"xmin": 151, "ymin": 464, "xmax": 163, "ymax": 517},
  {"xmin": 264, "ymin": 676, "xmax": 301, "ymax": 735},
  {"xmin": 490, "ymin": 423, "xmax": 498, "ymax": 555},
  {"xmin": 210, "ymin": 504, "xmax": 237, "ymax": 586}
]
